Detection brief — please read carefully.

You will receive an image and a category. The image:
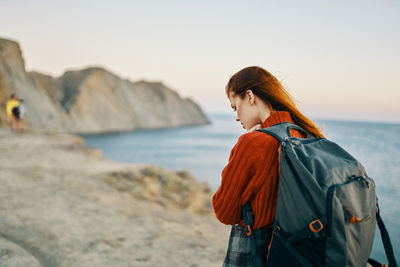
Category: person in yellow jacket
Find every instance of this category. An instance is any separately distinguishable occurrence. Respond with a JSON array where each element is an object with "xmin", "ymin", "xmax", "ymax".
[{"xmin": 6, "ymin": 94, "xmax": 19, "ymax": 131}]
